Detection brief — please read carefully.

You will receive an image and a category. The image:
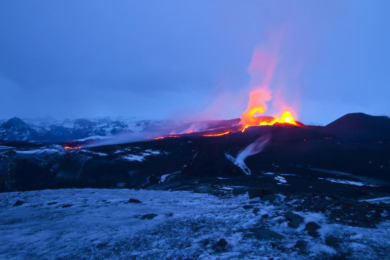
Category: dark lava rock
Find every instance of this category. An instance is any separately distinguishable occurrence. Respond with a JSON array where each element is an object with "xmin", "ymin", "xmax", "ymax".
[
  {"xmin": 13, "ymin": 200, "xmax": 25, "ymax": 207},
  {"xmin": 128, "ymin": 198, "xmax": 142, "ymax": 204},
  {"xmin": 248, "ymin": 188, "xmax": 274, "ymax": 199},
  {"xmin": 262, "ymin": 214, "xmax": 269, "ymax": 219},
  {"xmin": 232, "ymin": 187, "xmax": 247, "ymax": 196},
  {"xmin": 285, "ymin": 211, "xmax": 304, "ymax": 228},
  {"xmin": 262, "ymin": 194, "xmax": 276, "ymax": 202},
  {"xmin": 141, "ymin": 214, "xmax": 157, "ymax": 220},
  {"xmin": 194, "ymin": 185, "xmax": 220, "ymax": 195},
  {"xmin": 243, "ymin": 205, "xmax": 254, "ymax": 210},
  {"xmin": 253, "ymin": 208, "xmax": 260, "ymax": 214},
  {"xmin": 61, "ymin": 204, "xmax": 73, "ymax": 208},
  {"xmin": 294, "ymin": 240, "xmax": 308, "ymax": 253},
  {"xmin": 325, "ymin": 235, "xmax": 340, "ymax": 248},
  {"xmin": 342, "ymin": 203, "xmax": 352, "ymax": 210},
  {"xmin": 47, "ymin": 202, "xmax": 57, "ymax": 205},
  {"xmin": 247, "ymin": 228, "xmax": 284, "ymax": 240},
  {"xmin": 213, "ymin": 238, "xmax": 228, "ymax": 250},
  {"xmin": 305, "ymin": 222, "xmax": 321, "ymax": 237}
]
